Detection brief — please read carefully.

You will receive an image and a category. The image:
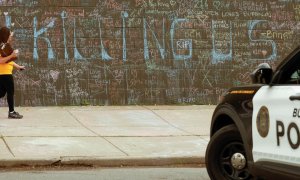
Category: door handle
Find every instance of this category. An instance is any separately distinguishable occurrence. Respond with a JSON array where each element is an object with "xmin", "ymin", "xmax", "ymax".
[{"xmin": 289, "ymin": 95, "xmax": 300, "ymax": 101}]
